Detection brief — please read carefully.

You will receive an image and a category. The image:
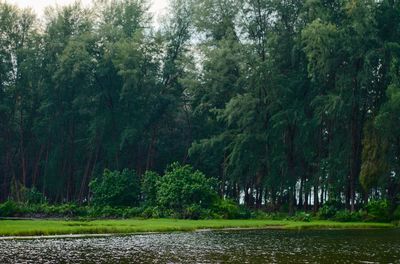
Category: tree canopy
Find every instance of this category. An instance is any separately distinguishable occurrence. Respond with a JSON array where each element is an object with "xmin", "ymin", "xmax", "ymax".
[{"xmin": 0, "ymin": 0, "xmax": 399, "ymax": 215}]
